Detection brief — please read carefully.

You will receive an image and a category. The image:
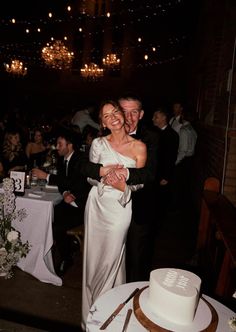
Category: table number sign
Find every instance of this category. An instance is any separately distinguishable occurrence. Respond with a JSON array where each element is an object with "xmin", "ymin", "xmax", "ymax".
[{"xmin": 10, "ymin": 171, "xmax": 25, "ymax": 195}]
